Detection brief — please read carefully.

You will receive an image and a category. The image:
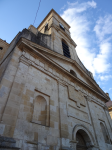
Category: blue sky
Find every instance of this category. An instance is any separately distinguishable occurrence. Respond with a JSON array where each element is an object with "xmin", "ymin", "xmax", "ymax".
[{"xmin": 0, "ymin": 0, "xmax": 112, "ymax": 99}]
